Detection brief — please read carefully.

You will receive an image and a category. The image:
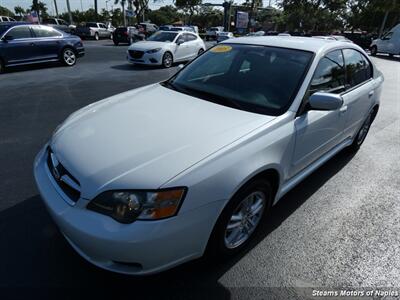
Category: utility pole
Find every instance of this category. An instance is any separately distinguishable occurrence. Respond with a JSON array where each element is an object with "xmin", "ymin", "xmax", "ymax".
[
  {"xmin": 54, "ymin": 0, "xmax": 59, "ymax": 17},
  {"xmin": 66, "ymin": 0, "xmax": 73, "ymax": 24},
  {"xmin": 94, "ymin": 0, "xmax": 98, "ymax": 21}
]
